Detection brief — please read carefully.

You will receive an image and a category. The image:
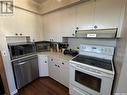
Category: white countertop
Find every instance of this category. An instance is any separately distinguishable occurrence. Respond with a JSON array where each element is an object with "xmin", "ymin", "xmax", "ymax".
[
  {"xmin": 11, "ymin": 51, "xmax": 74, "ymax": 62},
  {"xmin": 37, "ymin": 51, "xmax": 74, "ymax": 61}
]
